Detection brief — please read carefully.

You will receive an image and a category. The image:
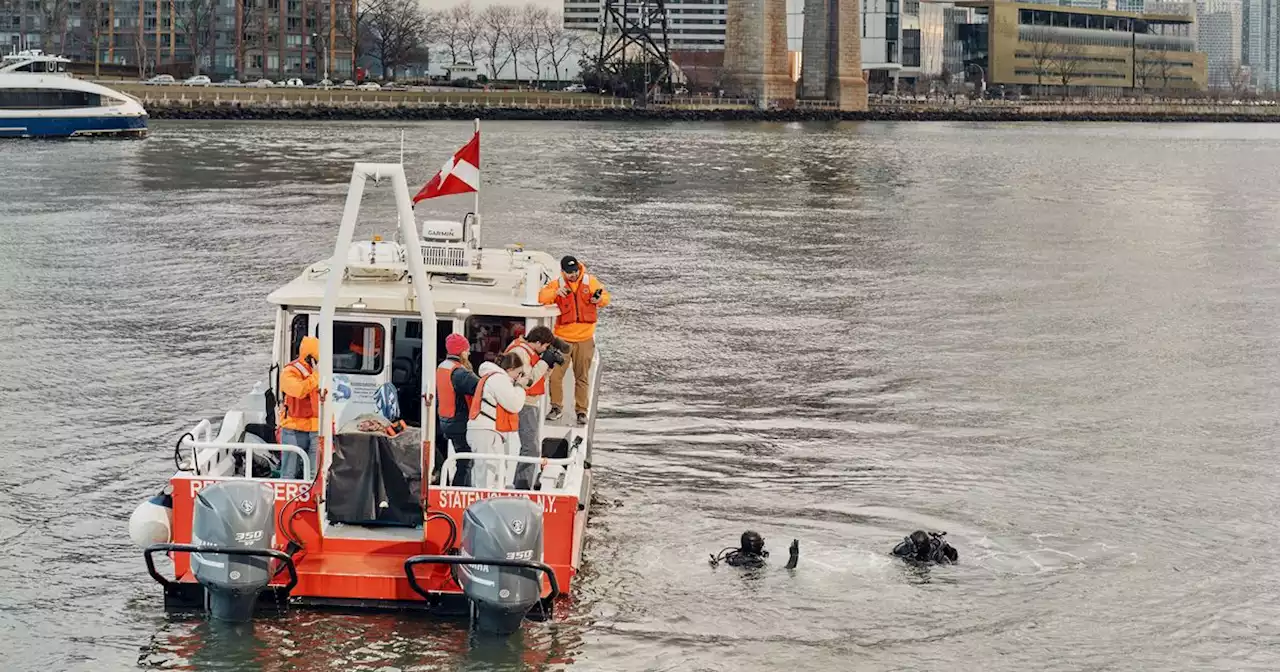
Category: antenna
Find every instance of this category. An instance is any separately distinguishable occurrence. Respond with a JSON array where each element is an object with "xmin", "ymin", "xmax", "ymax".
[{"xmin": 399, "ymin": 130, "xmax": 405, "ymax": 165}]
